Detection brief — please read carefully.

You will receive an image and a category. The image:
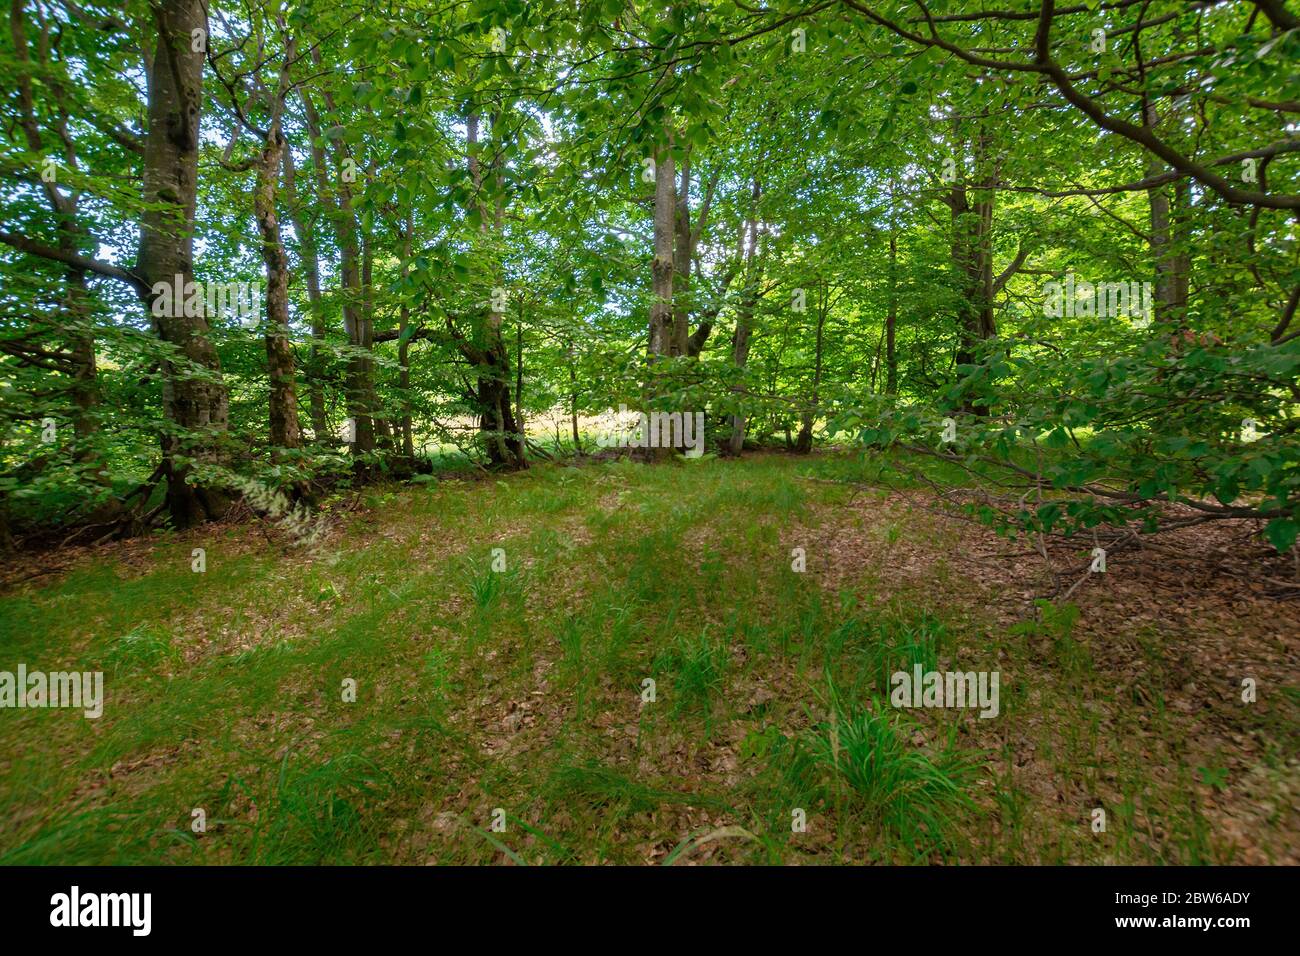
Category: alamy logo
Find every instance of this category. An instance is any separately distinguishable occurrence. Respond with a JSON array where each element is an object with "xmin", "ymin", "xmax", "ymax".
[
  {"xmin": 1042, "ymin": 273, "xmax": 1153, "ymax": 325},
  {"xmin": 890, "ymin": 665, "xmax": 1000, "ymax": 718},
  {"xmin": 50, "ymin": 886, "xmax": 151, "ymax": 936},
  {"xmin": 0, "ymin": 665, "xmax": 102, "ymax": 718},
  {"xmin": 151, "ymin": 274, "xmax": 262, "ymax": 325},
  {"xmin": 595, "ymin": 404, "xmax": 705, "ymax": 457}
]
